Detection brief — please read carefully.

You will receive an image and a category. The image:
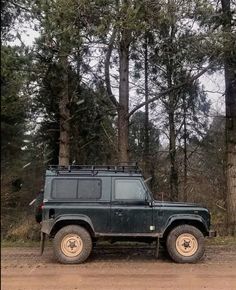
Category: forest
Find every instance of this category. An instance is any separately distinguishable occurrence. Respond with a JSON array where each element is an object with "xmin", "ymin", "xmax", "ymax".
[{"xmin": 1, "ymin": 0, "xmax": 236, "ymax": 241}]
